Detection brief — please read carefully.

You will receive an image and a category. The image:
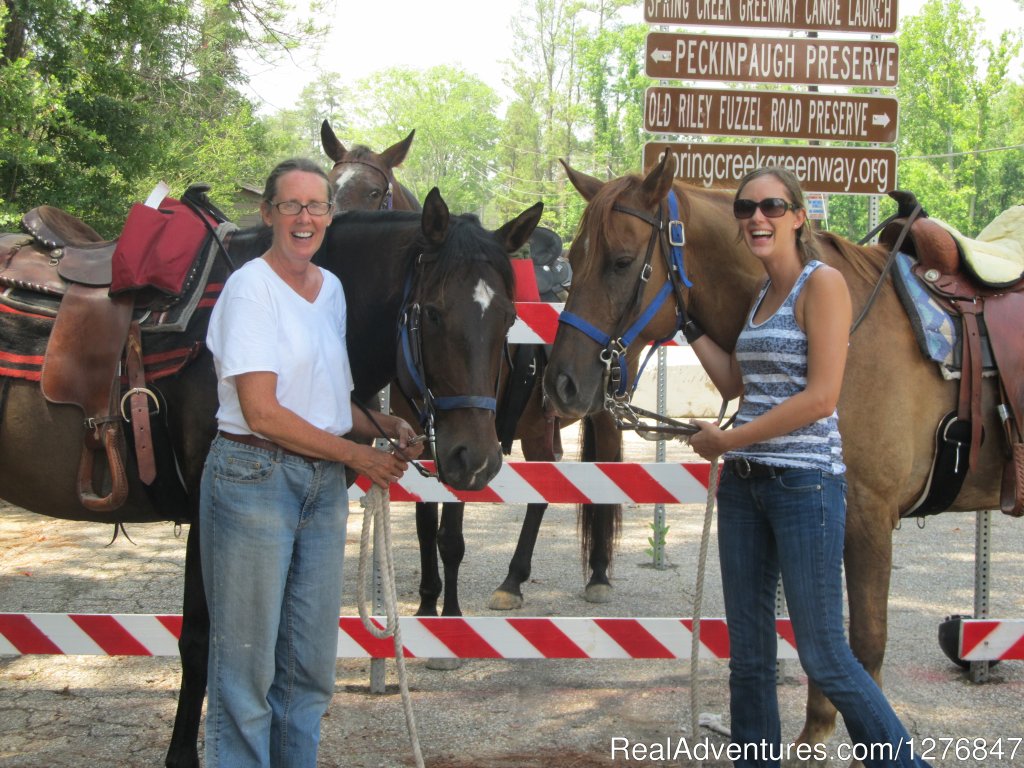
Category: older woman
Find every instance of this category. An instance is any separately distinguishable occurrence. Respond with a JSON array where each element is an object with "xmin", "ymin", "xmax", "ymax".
[{"xmin": 200, "ymin": 157, "xmax": 420, "ymax": 767}]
